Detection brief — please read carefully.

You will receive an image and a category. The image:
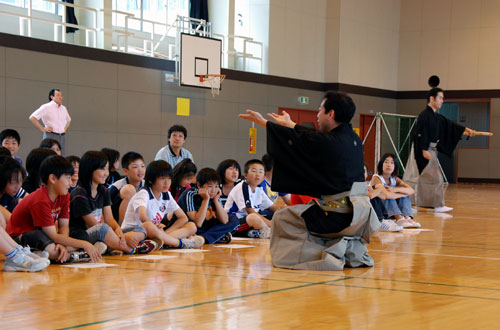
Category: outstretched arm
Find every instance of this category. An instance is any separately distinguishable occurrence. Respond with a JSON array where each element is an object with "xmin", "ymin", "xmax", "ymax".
[{"xmin": 238, "ymin": 110, "xmax": 296, "ymax": 129}]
